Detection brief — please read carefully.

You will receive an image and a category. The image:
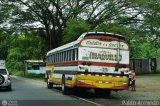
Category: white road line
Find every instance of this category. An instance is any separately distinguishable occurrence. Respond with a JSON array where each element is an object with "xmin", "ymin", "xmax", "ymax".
[{"xmin": 73, "ymin": 96, "xmax": 104, "ymax": 106}]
